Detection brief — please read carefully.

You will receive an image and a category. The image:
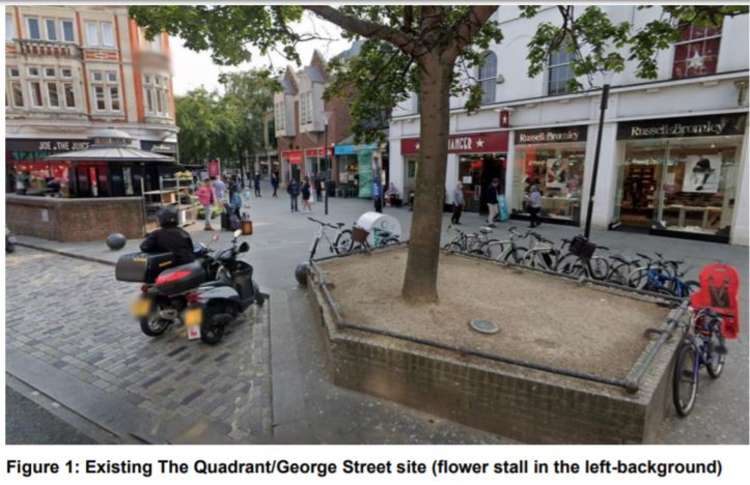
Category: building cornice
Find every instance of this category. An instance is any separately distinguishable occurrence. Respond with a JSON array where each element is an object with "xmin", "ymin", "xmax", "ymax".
[{"xmin": 391, "ymin": 70, "xmax": 750, "ymax": 122}]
